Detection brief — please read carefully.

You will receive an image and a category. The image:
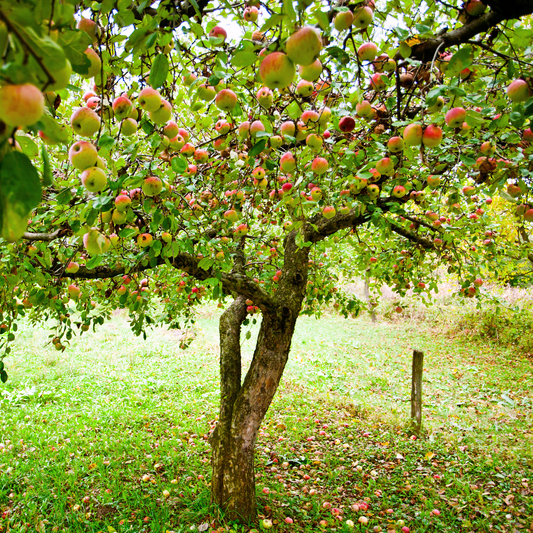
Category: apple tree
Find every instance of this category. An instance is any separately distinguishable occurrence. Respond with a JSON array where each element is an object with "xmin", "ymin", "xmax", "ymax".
[{"xmin": 1, "ymin": 0, "xmax": 533, "ymax": 521}]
